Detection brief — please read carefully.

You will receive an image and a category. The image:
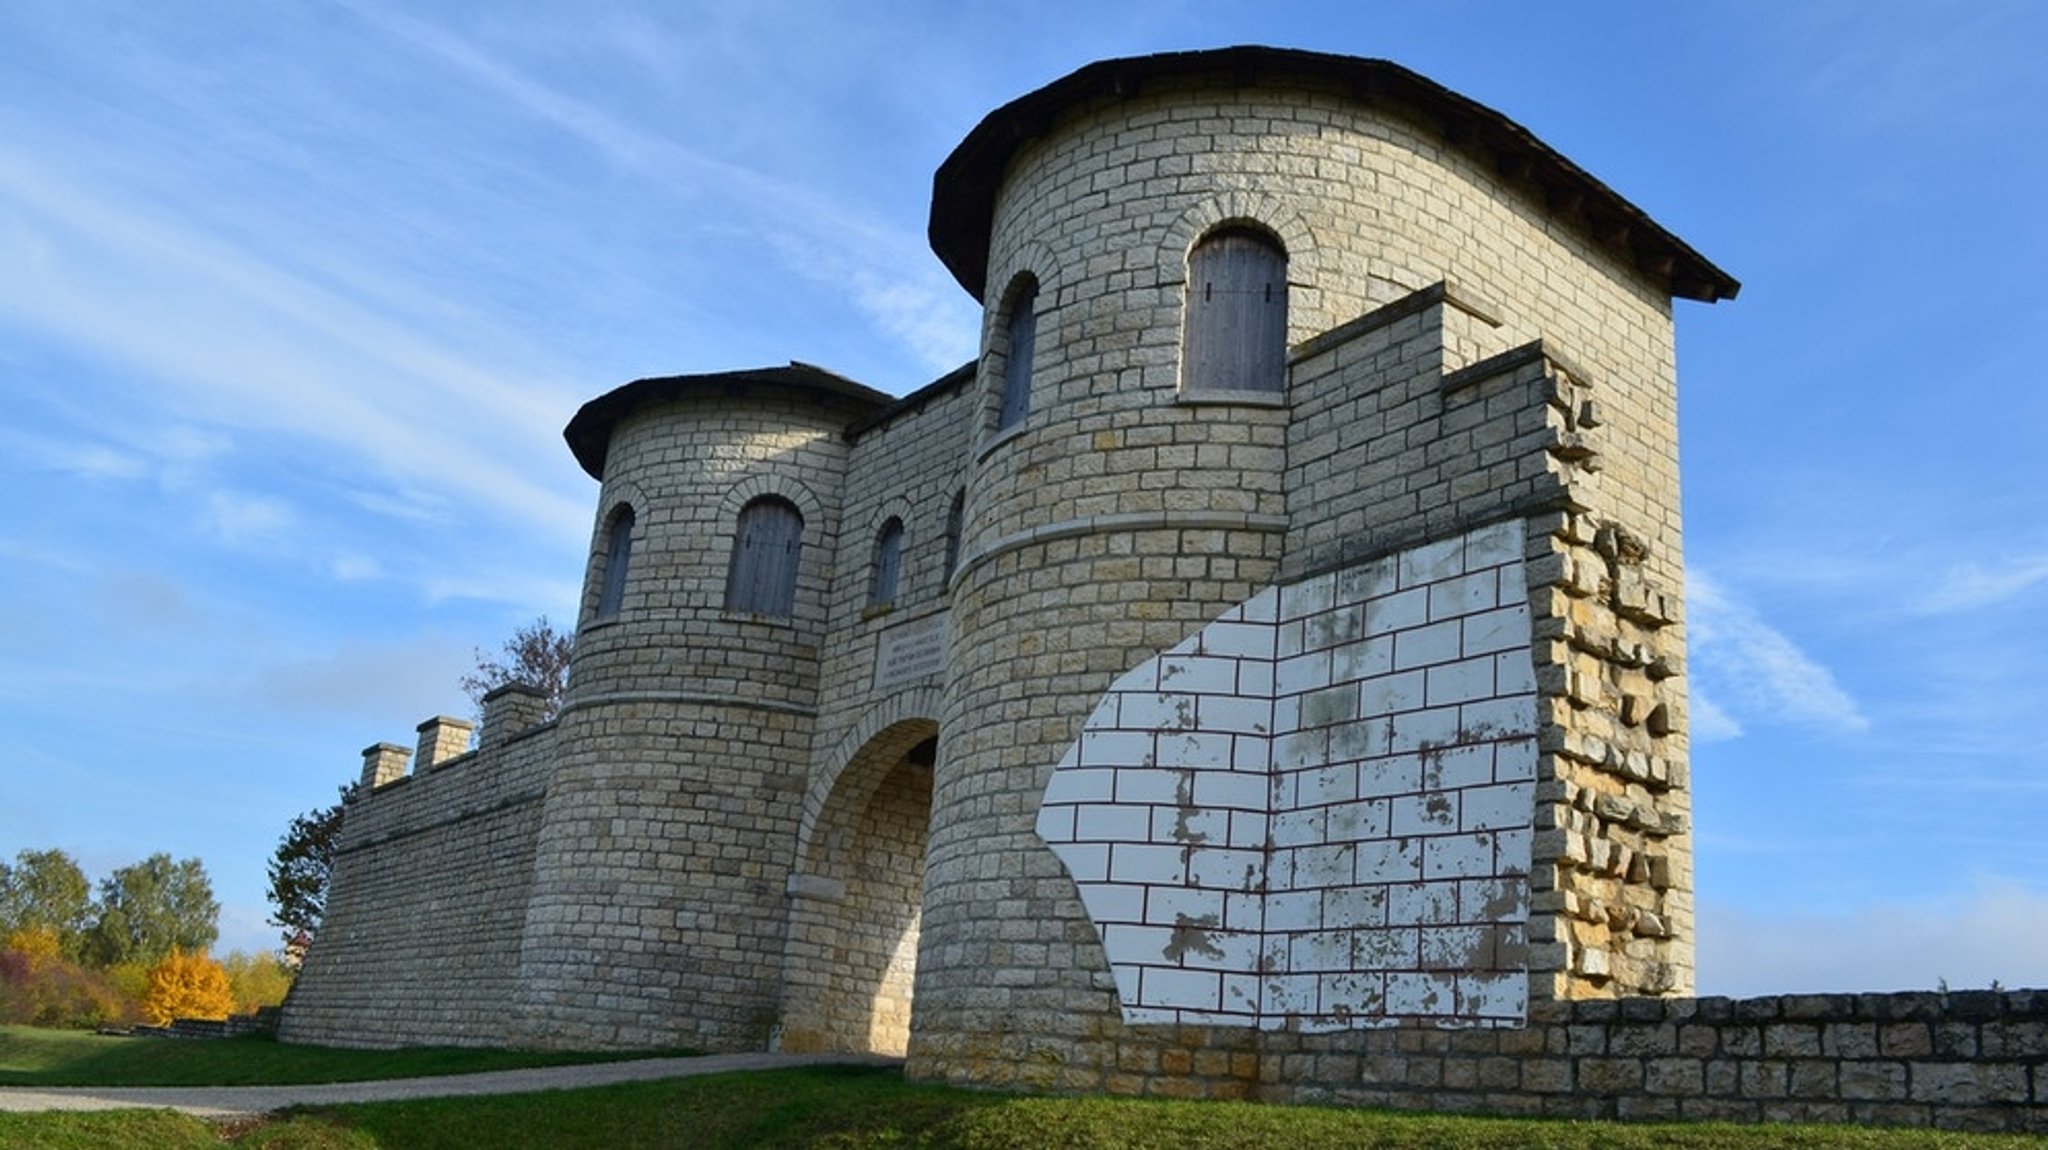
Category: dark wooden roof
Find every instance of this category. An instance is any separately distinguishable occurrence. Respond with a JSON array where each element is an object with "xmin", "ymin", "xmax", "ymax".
[
  {"xmin": 930, "ymin": 47, "xmax": 1739, "ymax": 304},
  {"xmin": 564, "ymin": 362, "xmax": 894, "ymax": 480},
  {"xmin": 844, "ymin": 360, "xmax": 975, "ymax": 443}
]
